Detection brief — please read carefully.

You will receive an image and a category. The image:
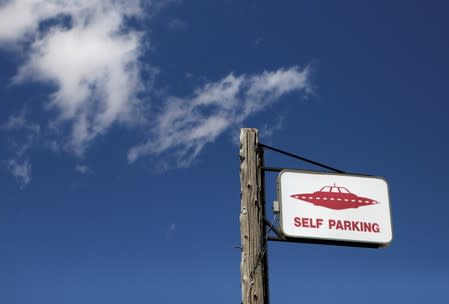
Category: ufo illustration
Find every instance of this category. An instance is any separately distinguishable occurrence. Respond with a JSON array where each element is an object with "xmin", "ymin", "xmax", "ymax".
[{"xmin": 290, "ymin": 184, "xmax": 378, "ymax": 210}]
